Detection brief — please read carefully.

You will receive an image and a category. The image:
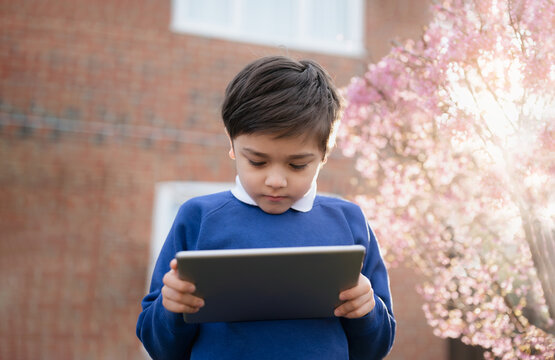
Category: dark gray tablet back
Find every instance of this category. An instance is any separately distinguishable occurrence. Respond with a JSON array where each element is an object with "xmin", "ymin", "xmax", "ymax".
[{"xmin": 176, "ymin": 245, "xmax": 365, "ymax": 323}]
